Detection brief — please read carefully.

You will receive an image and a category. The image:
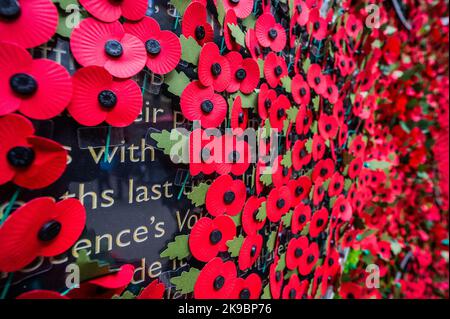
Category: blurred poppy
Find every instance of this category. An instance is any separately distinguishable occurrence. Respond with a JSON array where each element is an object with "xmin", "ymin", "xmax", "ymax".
[
  {"xmin": 291, "ymin": 202, "xmax": 312, "ymax": 234},
  {"xmin": 232, "ymin": 273, "xmax": 262, "ymax": 299},
  {"xmin": 256, "ymin": 13, "xmax": 287, "ymax": 52},
  {"xmin": 79, "ymin": 0, "xmax": 147, "ymax": 22},
  {"xmin": 182, "ymin": 2, "xmax": 214, "ymax": 45},
  {"xmin": 242, "ymin": 196, "xmax": 266, "ymax": 235},
  {"xmin": 264, "ymin": 52, "xmax": 288, "ymax": 88},
  {"xmin": 266, "ymin": 186, "xmax": 291, "ymax": 222},
  {"xmin": 238, "ymin": 234, "xmax": 263, "ymax": 270},
  {"xmin": 205, "ymin": 175, "xmax": 246, "ymax": 216},
  {"xmin": 194, "ymin": 257, "xmax": 237, "ymax": 299}
]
